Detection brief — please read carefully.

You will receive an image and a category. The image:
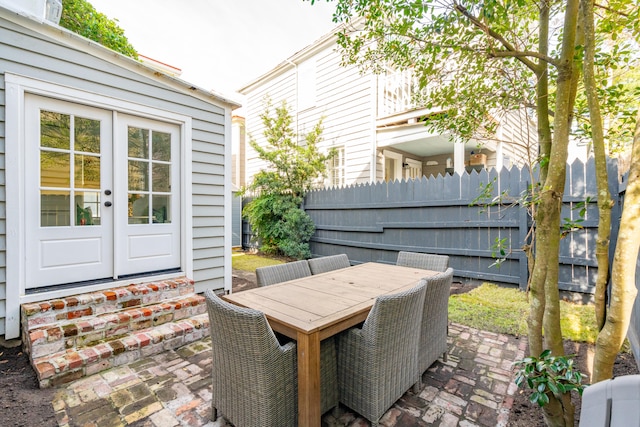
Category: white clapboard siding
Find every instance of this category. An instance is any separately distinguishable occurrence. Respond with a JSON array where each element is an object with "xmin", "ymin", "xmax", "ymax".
[
  {"xmin": 0, "ymin": 10, "xmax": 233, "ymax": 333},
  {"xmin": 242, "ymin": 38, "xmax": 376, "ymax": 186}
]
